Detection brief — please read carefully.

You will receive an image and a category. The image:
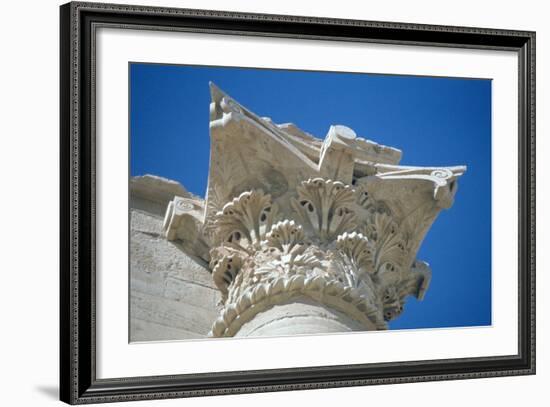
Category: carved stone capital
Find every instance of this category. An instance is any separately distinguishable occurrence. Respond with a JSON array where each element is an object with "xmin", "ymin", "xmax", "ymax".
[
  {"xmin": 163, "ymin": 83, "xmax": 466, "ymax": 338},
  {"xmin": 206, "ymin": 178, "xmax": 437, "ymax": 337}
]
